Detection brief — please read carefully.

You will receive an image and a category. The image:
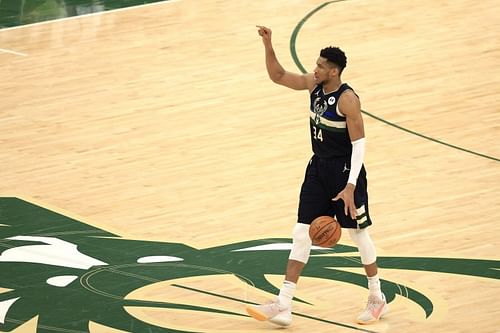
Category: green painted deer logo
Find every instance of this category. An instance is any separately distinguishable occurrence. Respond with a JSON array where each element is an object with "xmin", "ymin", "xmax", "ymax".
[{"xmin": 0, "ymin": 197, "xmax": 498, "ymax": 332}]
